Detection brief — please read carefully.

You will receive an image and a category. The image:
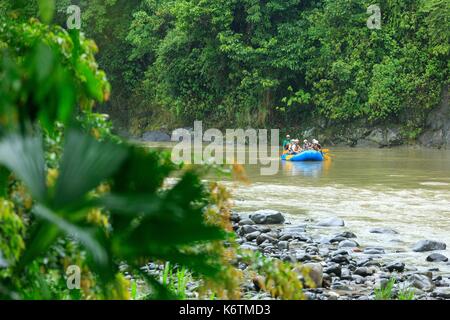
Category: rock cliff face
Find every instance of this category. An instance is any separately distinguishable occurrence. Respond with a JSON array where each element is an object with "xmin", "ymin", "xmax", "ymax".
[
  {"xmin": 135, "ymin": 87, "xmax": 450, "ymax": 149},
  {"xmin": 419, "ymin": 86, "xmax": 450, "ymax": 149}
]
